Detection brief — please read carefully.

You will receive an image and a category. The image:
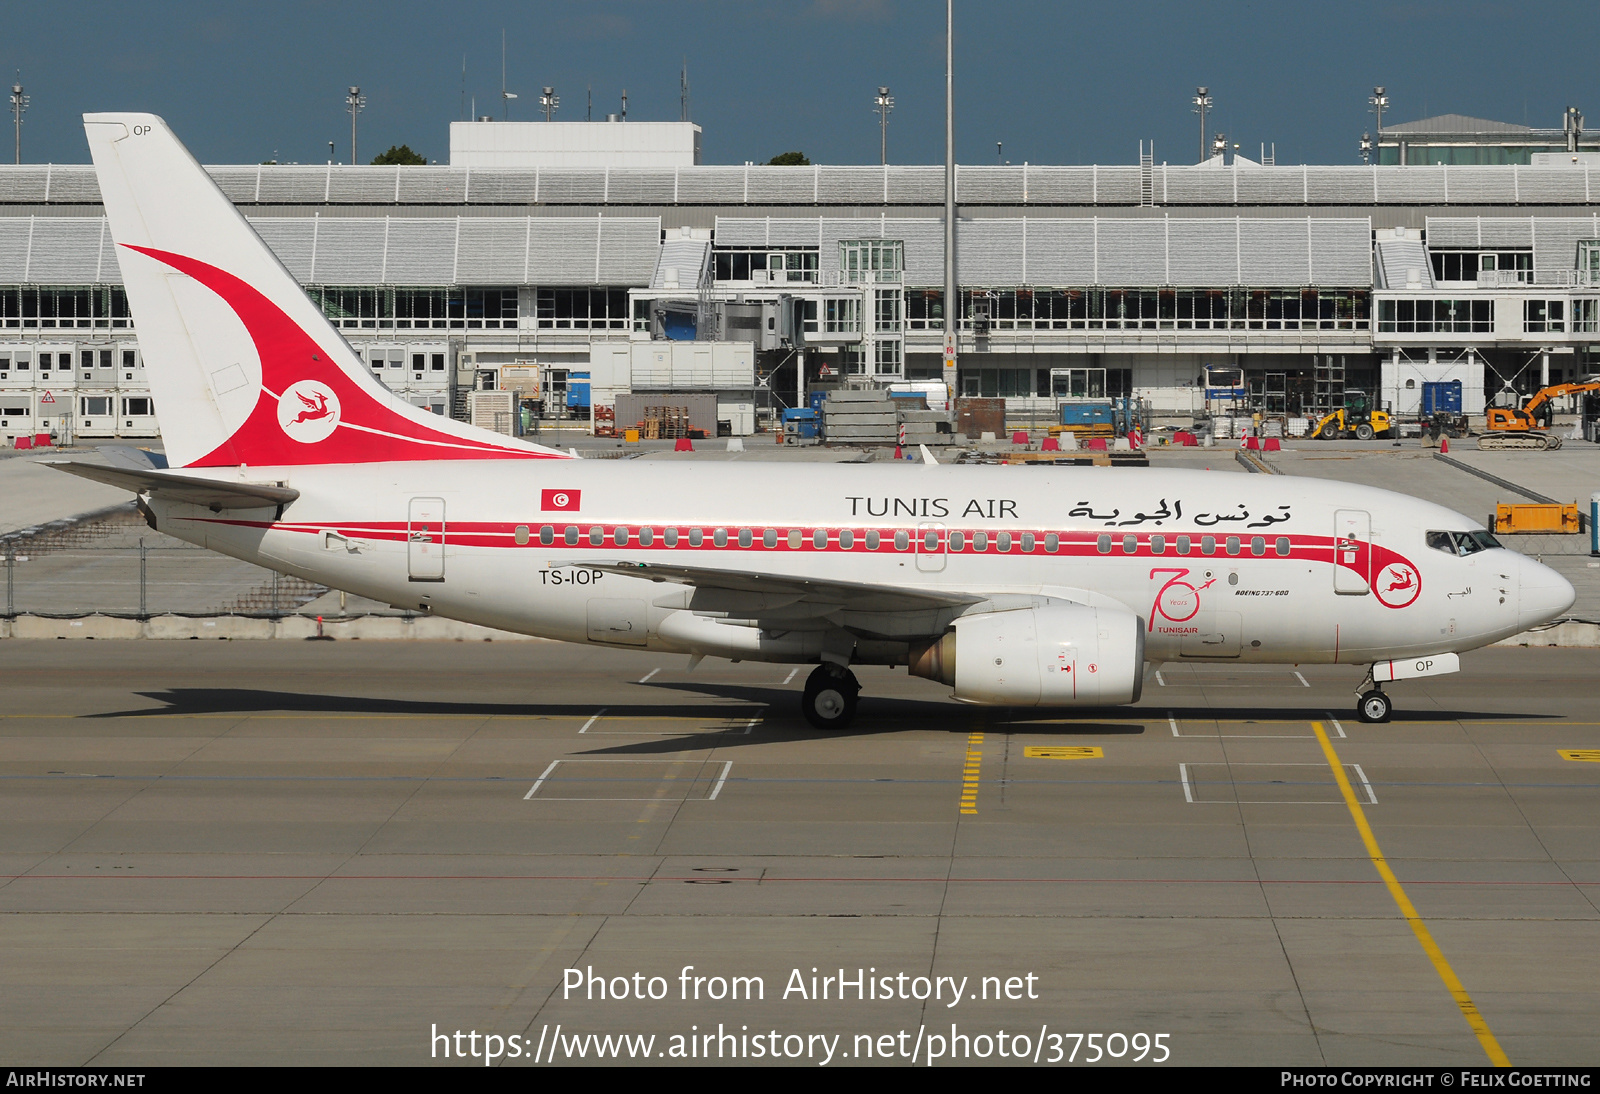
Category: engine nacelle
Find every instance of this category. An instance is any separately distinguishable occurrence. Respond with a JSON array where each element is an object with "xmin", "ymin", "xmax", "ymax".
[{"xmin": 909, "ymin": 602, "xmax": 1145, "ymax": 706}]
